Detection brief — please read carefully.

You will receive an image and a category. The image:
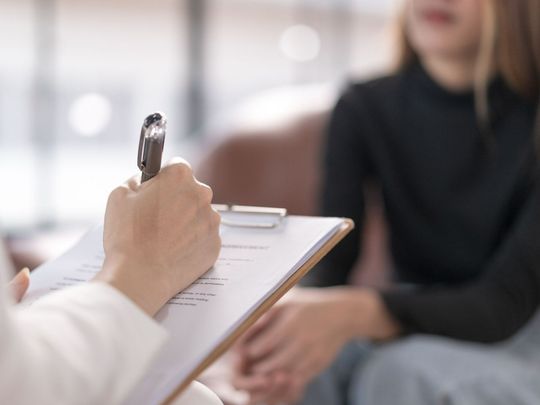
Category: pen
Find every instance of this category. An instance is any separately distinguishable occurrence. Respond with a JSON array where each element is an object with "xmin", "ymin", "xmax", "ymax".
[{"xmin": 137, "ymin": 112, "xmax": 167, "ymax": 183}]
